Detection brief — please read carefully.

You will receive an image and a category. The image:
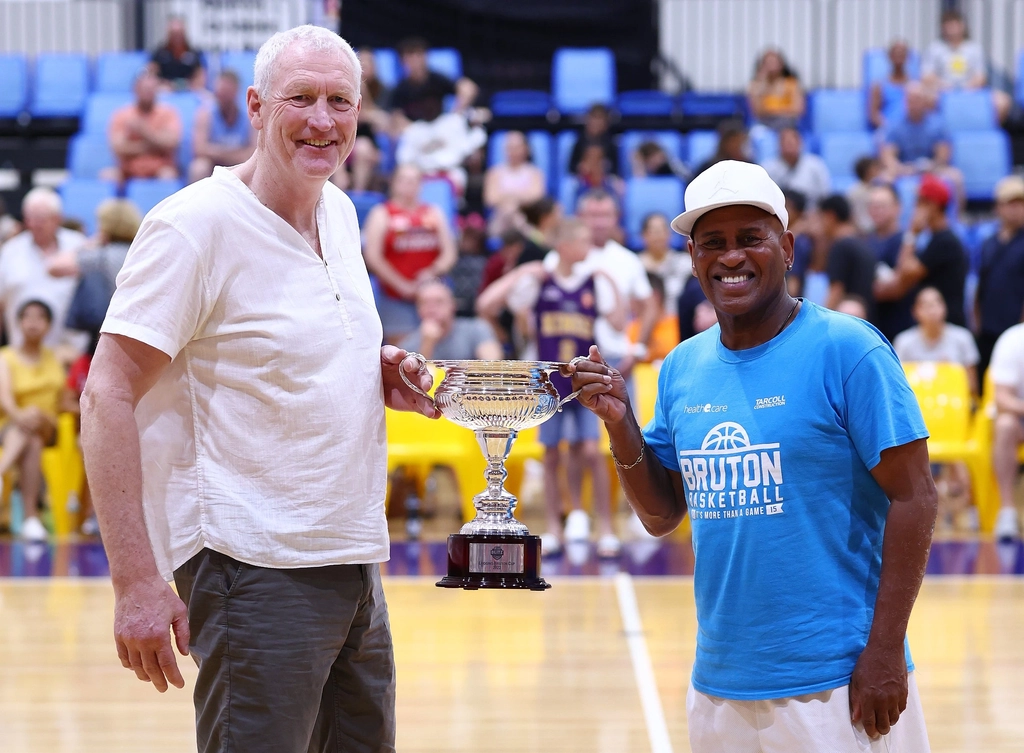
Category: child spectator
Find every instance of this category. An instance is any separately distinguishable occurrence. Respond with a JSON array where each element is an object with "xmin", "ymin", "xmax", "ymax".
[
  {"xmin": 747, "ymin": 49, "xmax": 806, "ymax": 130},
  {"xmin": 637, "ymin": 212, "xmax": 689, "ymax": 312},
  {"xmin": 476, "ymin": 218, "xmax": 625, "ymax": 557},
  {"xmin": 627, "ymin": 273, "xmax": 679, "ymax": 363},
  {"xmin": 846, "ymin": 156, "xmax": 882, "ymax": 234},
  {"xmin": 0, "ymin": 301, "xmax": 65, "ymax": 541},
  {"xmin": 989, "ymin": 321, "xmax": 1024, "ymax": 540},
  {"xmin": 569, "ymin": 104, "xmax": 617, "ymax": 176}
]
